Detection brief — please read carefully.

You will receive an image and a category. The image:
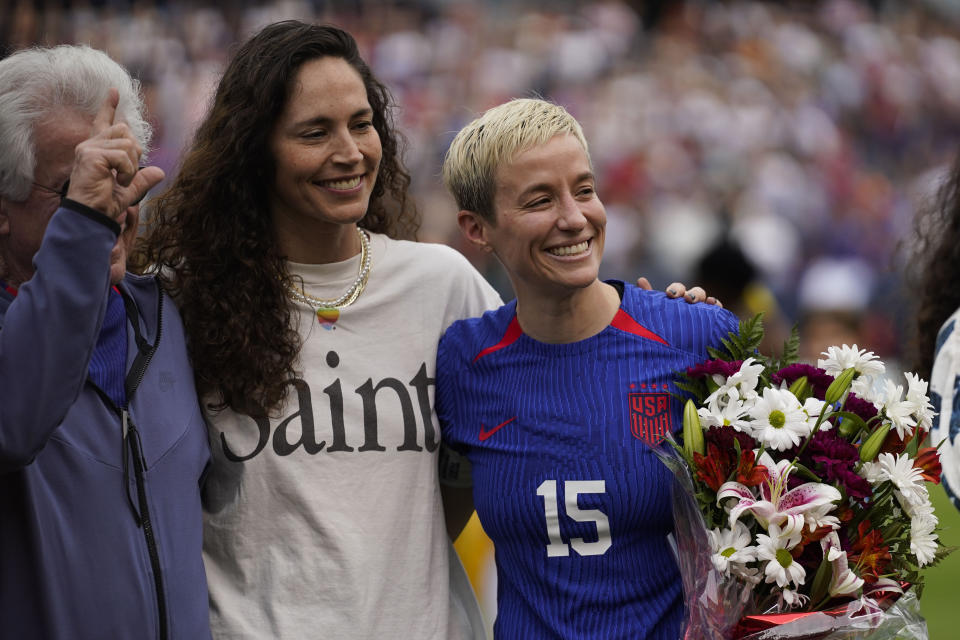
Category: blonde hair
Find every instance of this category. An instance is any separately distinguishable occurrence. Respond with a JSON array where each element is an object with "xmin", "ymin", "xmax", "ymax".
[{"xmin": 442, "ymin": 98, "xmax": 589, "ymax": 222}]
